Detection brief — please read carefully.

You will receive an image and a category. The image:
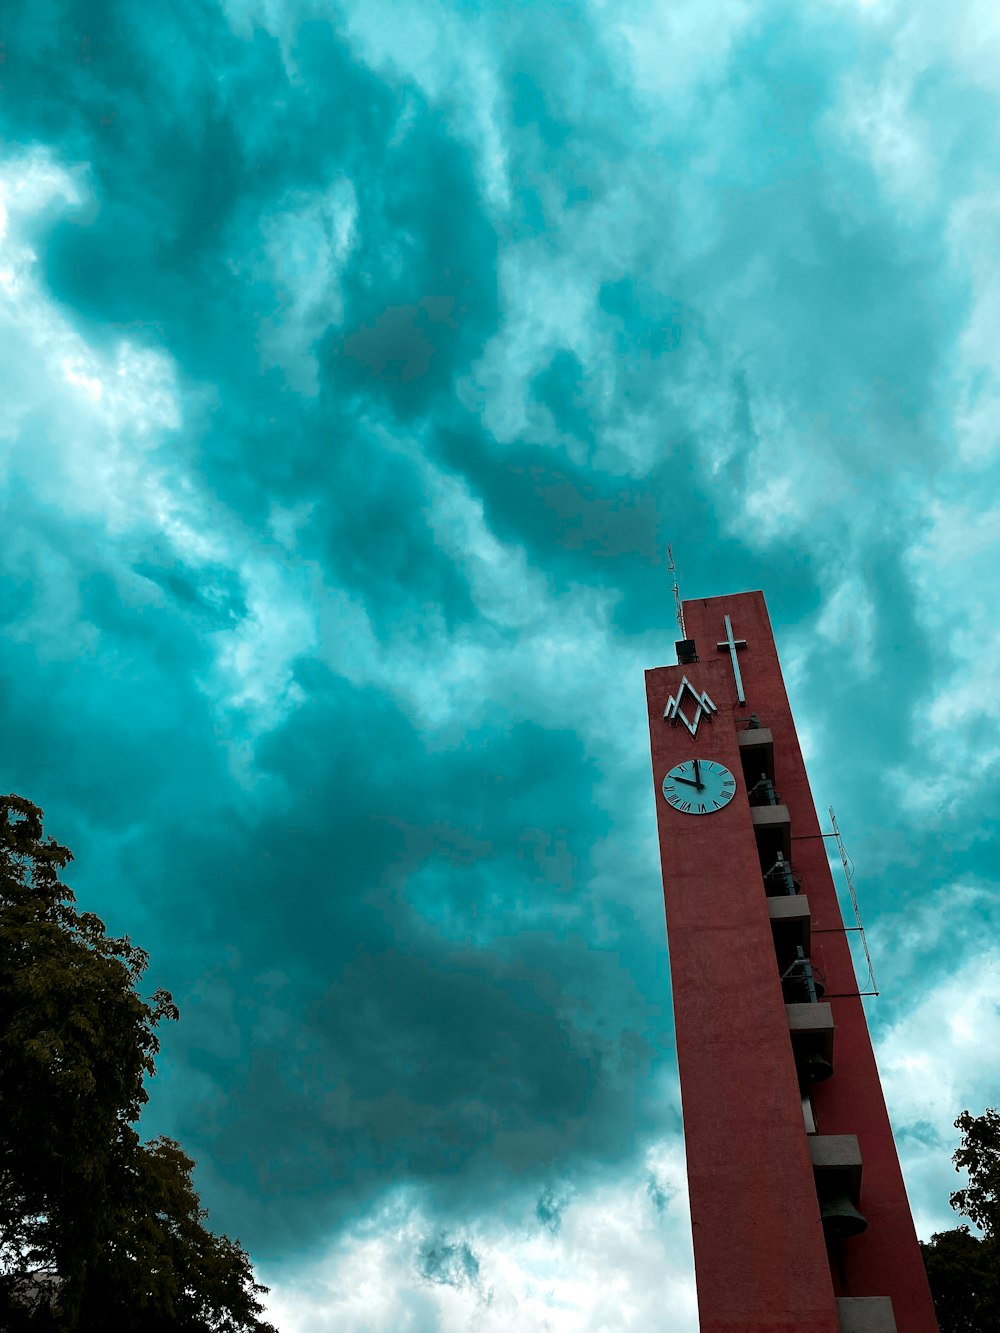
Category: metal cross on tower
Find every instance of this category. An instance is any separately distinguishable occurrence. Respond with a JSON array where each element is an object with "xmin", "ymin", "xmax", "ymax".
[{"xmin": 717, "ymin": 613, "xmax": 748, "ymax": 704}]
